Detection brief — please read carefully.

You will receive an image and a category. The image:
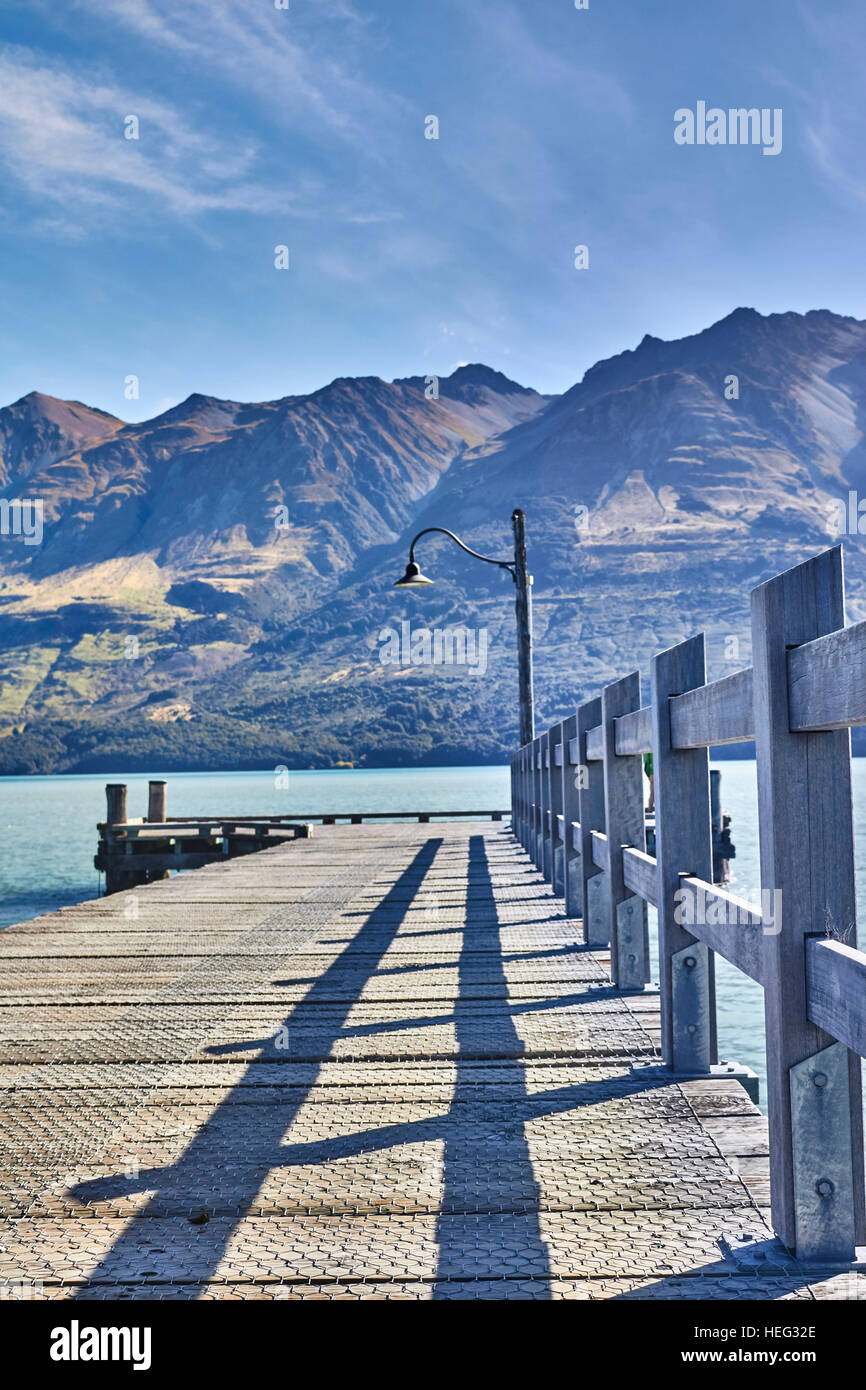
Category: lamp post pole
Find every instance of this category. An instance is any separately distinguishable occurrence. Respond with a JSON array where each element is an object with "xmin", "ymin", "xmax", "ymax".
[
  {"xmin": 511, "ymin": 508, "xmax": 535, "ymax": 746},
  {"xmin": 393, "ymin": 509, "xmax": 536, "ymax": 748}
]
